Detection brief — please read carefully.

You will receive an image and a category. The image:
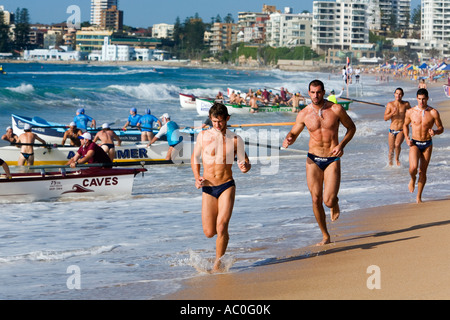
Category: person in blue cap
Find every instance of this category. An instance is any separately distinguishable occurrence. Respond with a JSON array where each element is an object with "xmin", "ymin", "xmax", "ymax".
[
  {"xmin": 73, "ymin": 108, "xmax": 96, "ymax": 131},
  {"xmin": 122, "ymin": 107, "xmax": 141, "ymax": 131},
  {"xmin": 137, "ymin": 108, "xmax": 161, "ymax": 142}
]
